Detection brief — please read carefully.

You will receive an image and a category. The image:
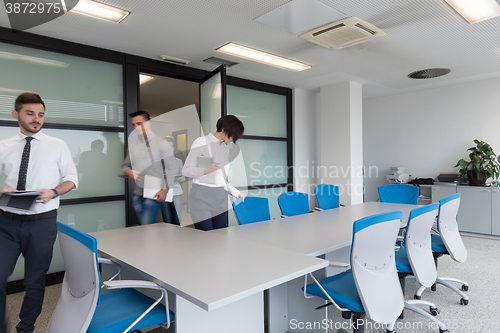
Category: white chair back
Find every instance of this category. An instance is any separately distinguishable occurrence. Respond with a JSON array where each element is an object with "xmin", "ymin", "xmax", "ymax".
[
  {"xmin": 46, "ymin": 223, "xmax": 100, "ymax": 333},
  {"xmin": 405, "ymin": 204, "xmax": 439, "ymax": 288},
  {"xmin": 438, "ymin": 194, "xmax": 467, "ymax": 263},
  {"xmin": 351, "ymin": 211, "xmax": 404, "ymax": 325}
]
